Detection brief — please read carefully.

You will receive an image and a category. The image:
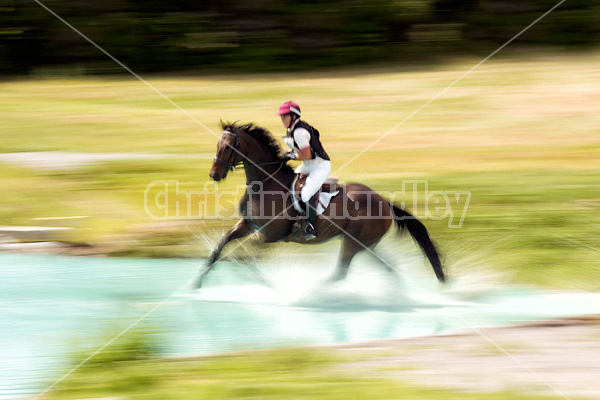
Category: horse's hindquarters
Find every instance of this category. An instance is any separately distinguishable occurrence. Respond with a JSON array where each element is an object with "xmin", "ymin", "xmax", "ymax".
[
  {"xmin": 288, "ymin": 183, "xmax": 394, "ymax": 246},
  {"xmin": 339, "ymin": 183, "xmax": 393, "ymax": 246}
]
